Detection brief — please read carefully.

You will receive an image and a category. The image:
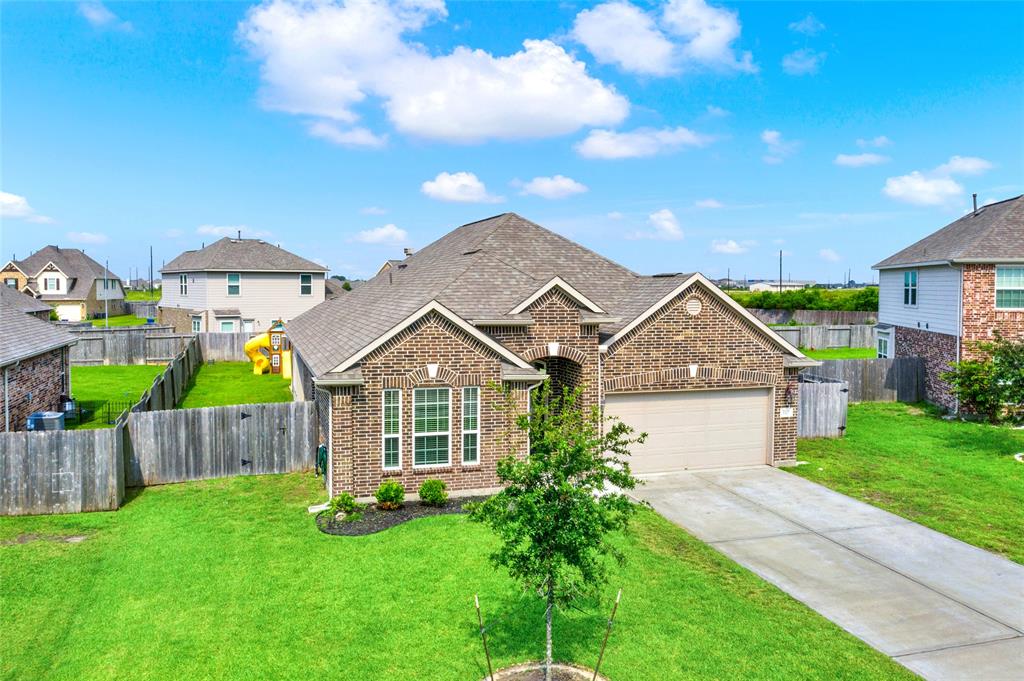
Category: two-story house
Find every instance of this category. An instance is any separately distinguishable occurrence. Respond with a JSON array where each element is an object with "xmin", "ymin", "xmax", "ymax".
[
  {"xmin": 874, "ymin": 195, "xmax": 1024, "ymax": 410},
  {"xmin": 1, "ymin": 245, "xmax": 126, "ymax": 321},
  {"xmin": 158, "ymin": 237, "xmax": 328, "ymax": 333}
]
